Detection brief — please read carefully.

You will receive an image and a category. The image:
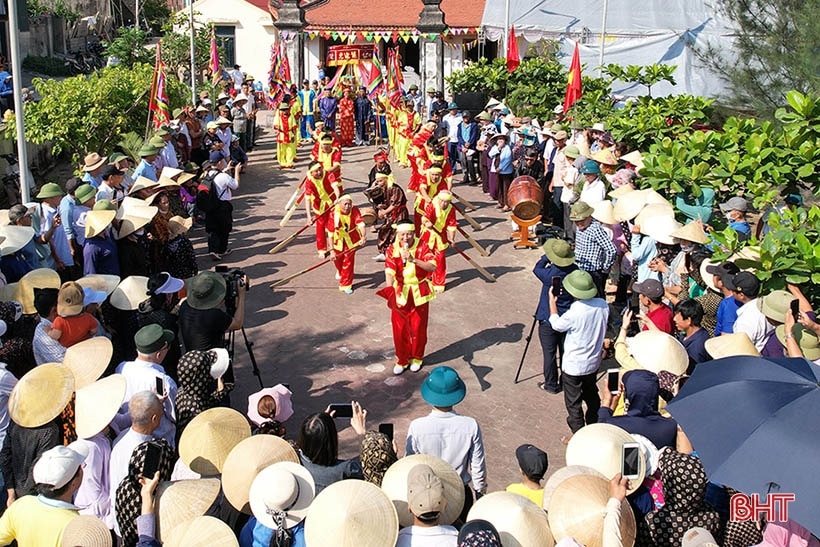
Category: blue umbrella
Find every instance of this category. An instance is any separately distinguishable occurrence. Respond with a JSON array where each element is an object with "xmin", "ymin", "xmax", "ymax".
[{"xmin": 666, "ymin": 356, "xmax": 820, "ymax": 536}]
